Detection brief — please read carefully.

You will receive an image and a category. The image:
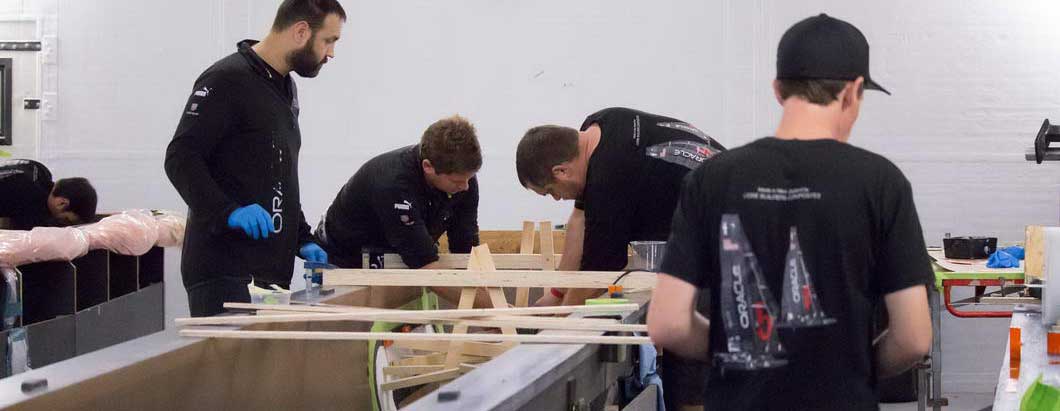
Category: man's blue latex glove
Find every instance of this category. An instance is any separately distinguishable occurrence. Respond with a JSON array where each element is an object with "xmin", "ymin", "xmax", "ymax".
[
  {"xmin": 227, "ymin": 204, "xmax": 274, "ymax": 240},
  {"xmin": 300, "ymin": 242, "xmax": 328, "ymax": 263},
  {"xmin": 1000, "ymin": 246, "xmax": 1025, "ymax": 260},
  {"xmin": 987, "ymin": 249, "xmax": 1020, "ymax": 269}
]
